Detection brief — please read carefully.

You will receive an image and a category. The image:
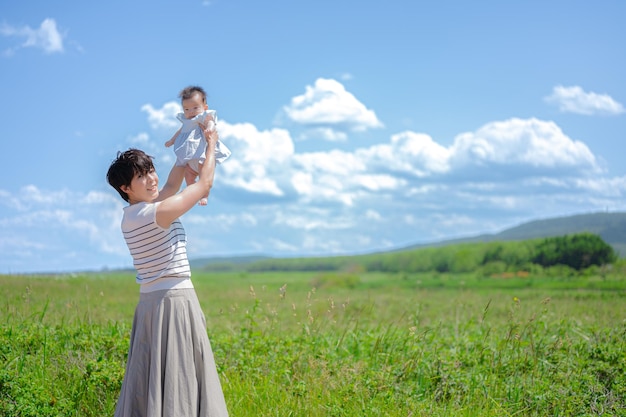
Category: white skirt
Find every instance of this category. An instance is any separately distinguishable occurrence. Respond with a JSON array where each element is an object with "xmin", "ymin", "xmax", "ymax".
[{"xmin": 114, "ymin": 289, "xmax": 229, "ymax": 417}]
